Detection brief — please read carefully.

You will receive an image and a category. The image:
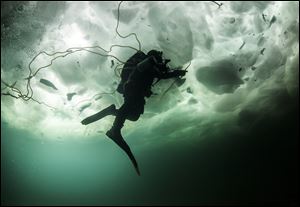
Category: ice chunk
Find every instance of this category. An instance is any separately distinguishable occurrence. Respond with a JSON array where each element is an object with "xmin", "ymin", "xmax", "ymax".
[
  {"xmin": 79, "ymin": 102, "xmax": 92, "ymax": 113},
  {"xmin": 269, "ymin": 16, "xmax": 276, "ymax": 28},
  {"xmin": 40, "ymin": 78, "xmax": 58, "ymax": 90},
  {"xmin": 196, "ymin": 59, "xmax": 244, "ymax": 94},
  {"xmin": 67, "ymin": 92, "xmax": 76, "ymax": 101}
]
